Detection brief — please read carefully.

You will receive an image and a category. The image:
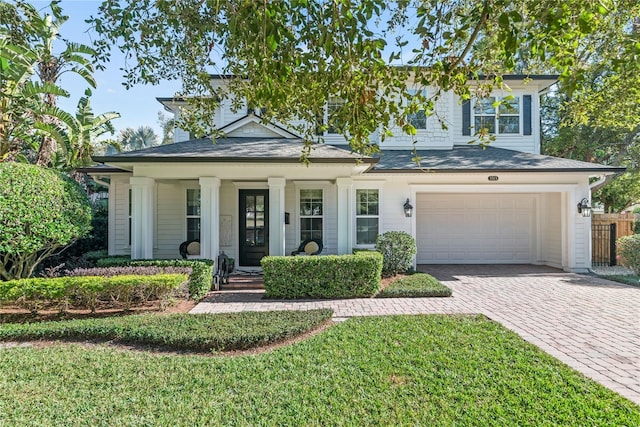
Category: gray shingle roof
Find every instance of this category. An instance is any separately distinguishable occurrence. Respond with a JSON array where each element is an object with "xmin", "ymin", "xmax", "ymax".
[
  {"xmin": 93, "ymin": 137, "xmax": 375, "ymax": 164},
  {"xmin": 370, "ymin": 146, "xmax": 625, "ymax": 173}
]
